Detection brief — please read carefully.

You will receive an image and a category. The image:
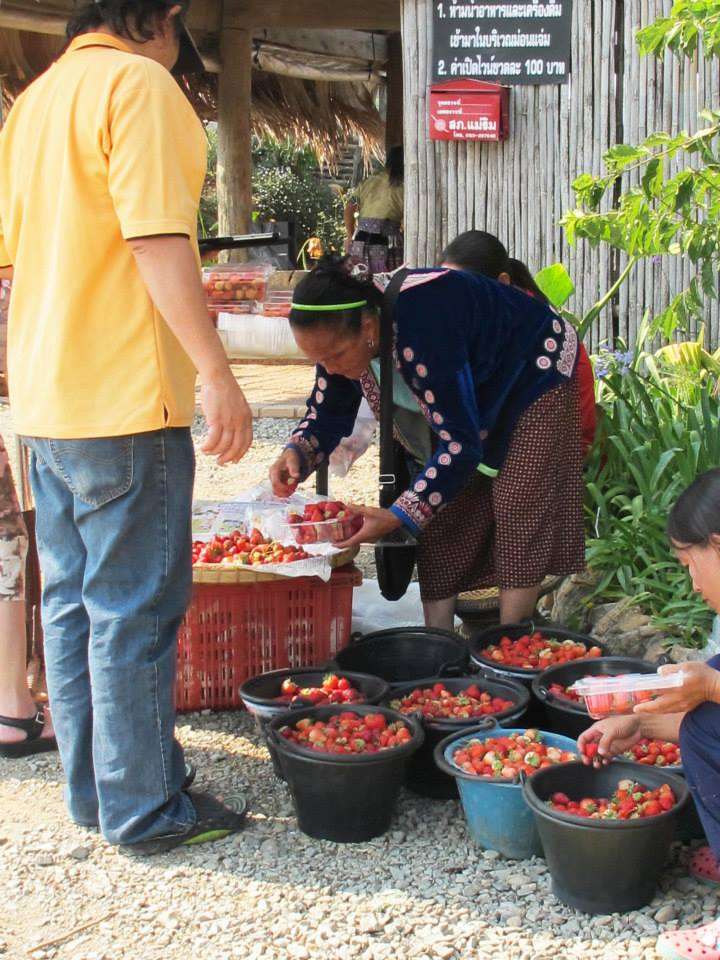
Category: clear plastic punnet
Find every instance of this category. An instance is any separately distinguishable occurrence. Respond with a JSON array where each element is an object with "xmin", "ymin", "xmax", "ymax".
[
  {"xmin": 571, "ymin": 672, "xmax": 685, "ymax": 719},
  {"xmin": 202, "ymin": 263, "xmax": 274, "ymax": 305}
]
